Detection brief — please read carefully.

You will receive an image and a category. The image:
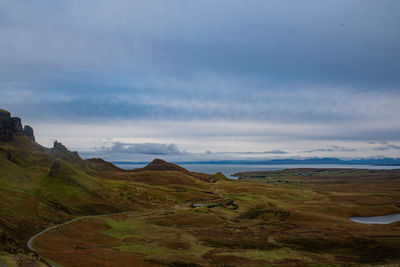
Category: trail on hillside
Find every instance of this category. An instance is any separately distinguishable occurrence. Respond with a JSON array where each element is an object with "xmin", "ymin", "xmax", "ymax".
[
  {"xmin": 26, "ymin": 181, "xmax": 220, "ymax": 266},
  {"xmin": 27, "ymin": 211, "xmax": 132, "ymax": 252}
]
